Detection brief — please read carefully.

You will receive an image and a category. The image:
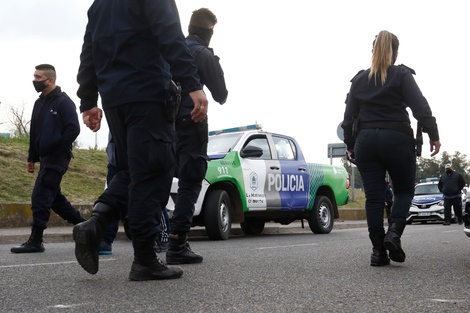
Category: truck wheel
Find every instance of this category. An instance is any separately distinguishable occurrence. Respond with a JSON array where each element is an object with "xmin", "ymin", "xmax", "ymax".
[
  {"xmin": 307, "ymin": 195, "xmax": 334, "ymax": 234},
  {"xmin": 240, "ymin": 218, "xmax": 265, "ymax": 235},
  {"xmin": 203, "ymin": 189, "xmax": 232, "ymax": 240}
]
